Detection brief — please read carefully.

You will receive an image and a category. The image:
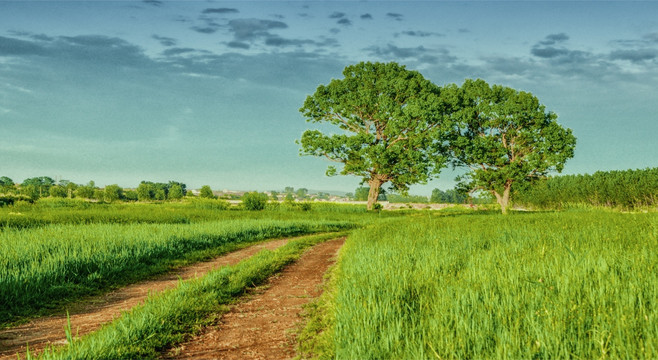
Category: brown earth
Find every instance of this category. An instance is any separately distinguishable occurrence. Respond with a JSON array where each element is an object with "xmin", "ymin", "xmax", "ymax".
[
  {"xmin": 0, "ymin": 237, "xmax": 298, "ymax": 359},
  {"xmin": 163, "ymin": 237, "xmax": 345, "ymax": 360}
]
